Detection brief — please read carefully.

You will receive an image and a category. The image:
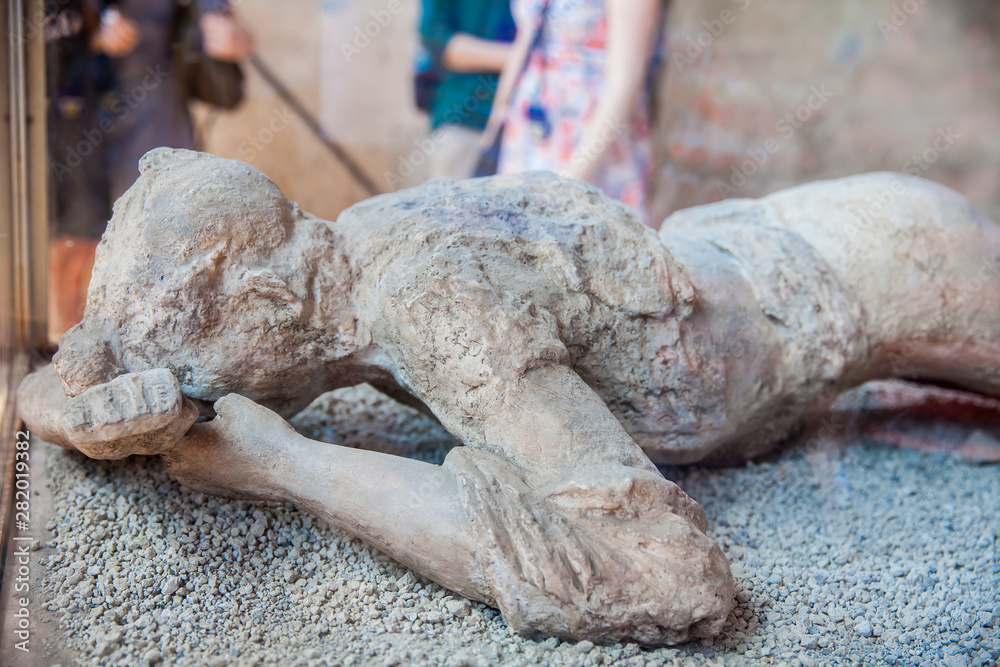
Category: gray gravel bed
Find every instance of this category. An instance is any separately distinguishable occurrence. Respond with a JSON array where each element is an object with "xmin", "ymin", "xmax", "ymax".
[{"xmin": 36, "ymin": 385, "xmax": 1000, "ymax": 666}]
